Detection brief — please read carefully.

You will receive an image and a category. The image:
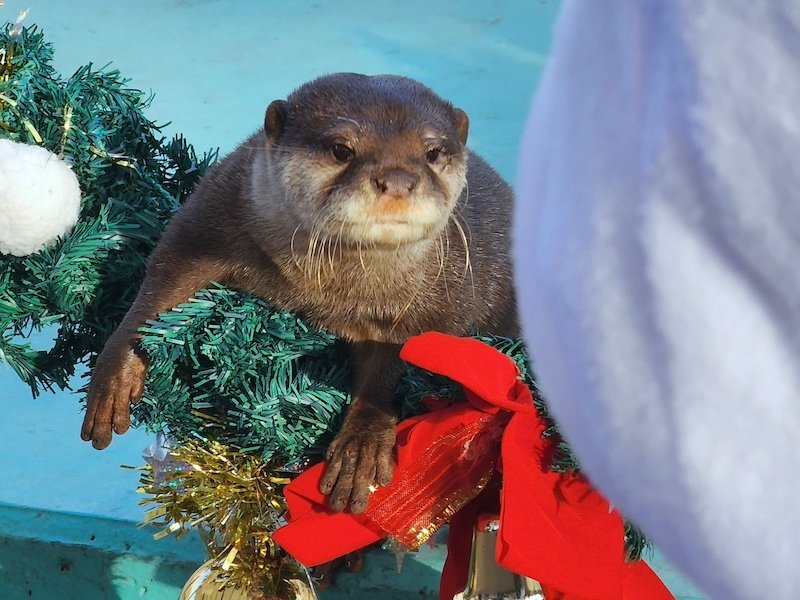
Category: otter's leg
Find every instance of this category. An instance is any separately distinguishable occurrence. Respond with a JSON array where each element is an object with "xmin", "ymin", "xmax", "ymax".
[
  {"xmin": 81, "ymin": 221, "xmax": 226, "ymax": 450},
  {"xmin": 321, "ymin": 341, "xmax": 402, "ymax": 513}
]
